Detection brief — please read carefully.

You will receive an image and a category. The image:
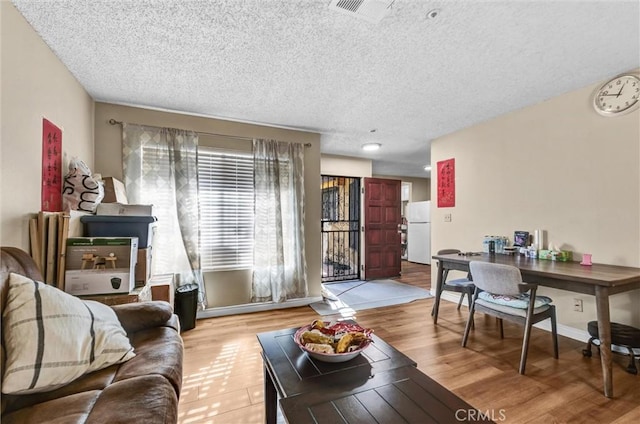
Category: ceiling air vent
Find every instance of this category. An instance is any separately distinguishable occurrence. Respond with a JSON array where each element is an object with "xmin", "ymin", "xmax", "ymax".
[{"xmin": 328, "ymin": 0, "xmax": 396, "ymax": 23}]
